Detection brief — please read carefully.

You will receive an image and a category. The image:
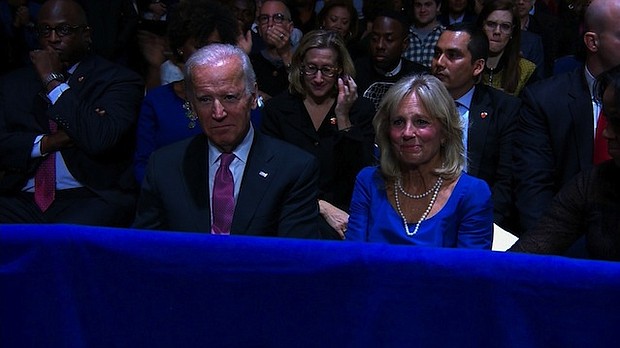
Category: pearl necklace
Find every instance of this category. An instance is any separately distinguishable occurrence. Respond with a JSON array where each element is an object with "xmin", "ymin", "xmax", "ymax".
[
  {"xmin": 394, "ymin": 176, "xmax": 443, "ymax": 236},
  {"xmin": 395, "ymin": 176, "xmax": 442, "ymax": 199}
]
